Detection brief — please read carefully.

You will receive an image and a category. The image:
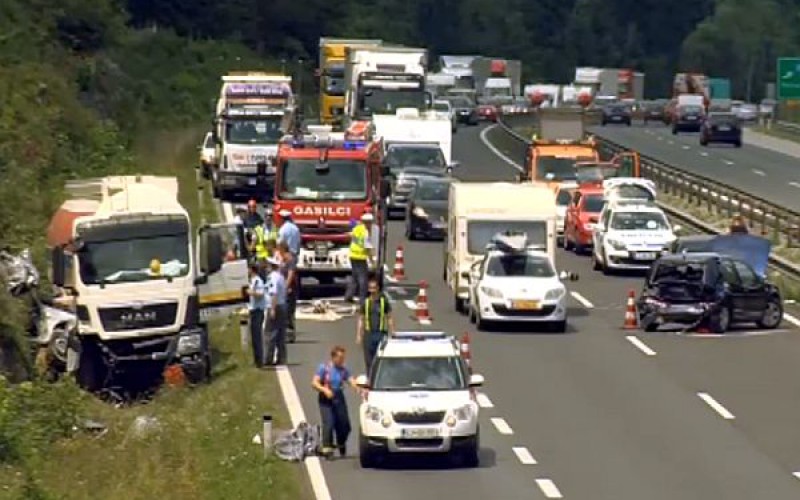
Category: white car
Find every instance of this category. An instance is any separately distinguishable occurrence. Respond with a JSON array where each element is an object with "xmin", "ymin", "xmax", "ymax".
[
  {"xmin": 198, "ymin": 131, "xmax": 216, "ymax": 179},
  {"xmin": 591, "ymin": 201, "xmax": 679, "ymax": 273},
  {"xmin": 356, "ymin": 331, "xmax": 483, "ymax": 468},
  {"xmin": 467, "ymin": 245, "xmax": 572, "ymax": 332},
  {"xmin": 432, "ymin": 100, "xmax": 457, "ymax": 133}
]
